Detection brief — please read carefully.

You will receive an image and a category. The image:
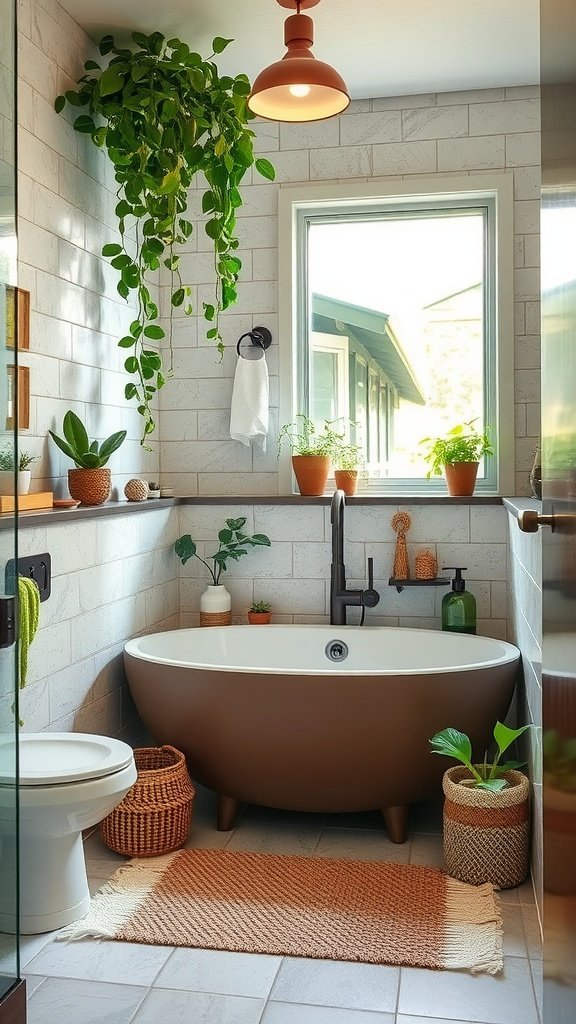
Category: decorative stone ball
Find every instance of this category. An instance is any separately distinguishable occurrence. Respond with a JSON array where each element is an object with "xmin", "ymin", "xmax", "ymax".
[{"xmin": 124, "ymin": 478, "xmax": 149, "ymax": 502}]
